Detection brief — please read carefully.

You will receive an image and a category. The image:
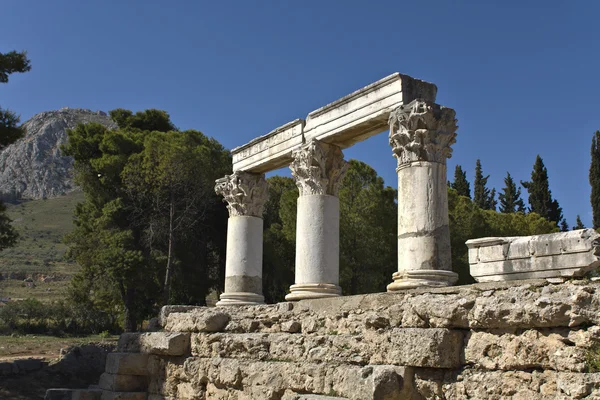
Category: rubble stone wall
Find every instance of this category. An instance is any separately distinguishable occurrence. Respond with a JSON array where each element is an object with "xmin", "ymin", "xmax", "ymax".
[{"xmin": 55, "ymin": 279, "xmax": 600, "ymax": 399}]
